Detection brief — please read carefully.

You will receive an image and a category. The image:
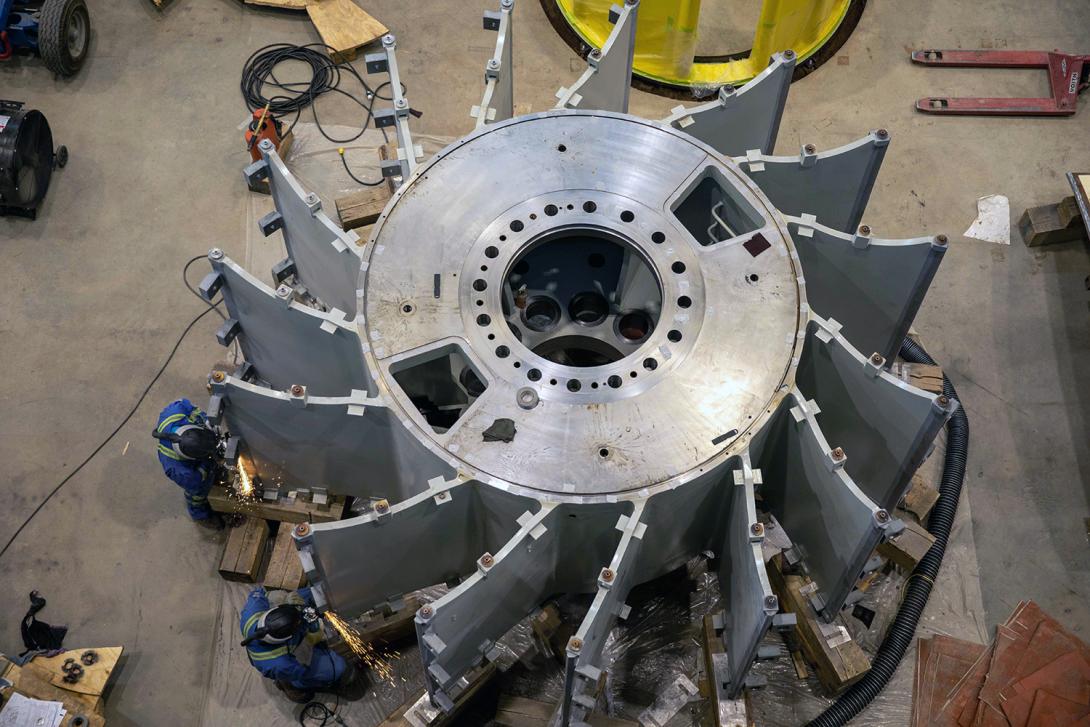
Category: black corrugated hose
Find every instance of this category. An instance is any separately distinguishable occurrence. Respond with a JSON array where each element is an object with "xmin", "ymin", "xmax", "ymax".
[{"xmin": 806, "ymin": 337, "xmax": 969, "ymax": 727}]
